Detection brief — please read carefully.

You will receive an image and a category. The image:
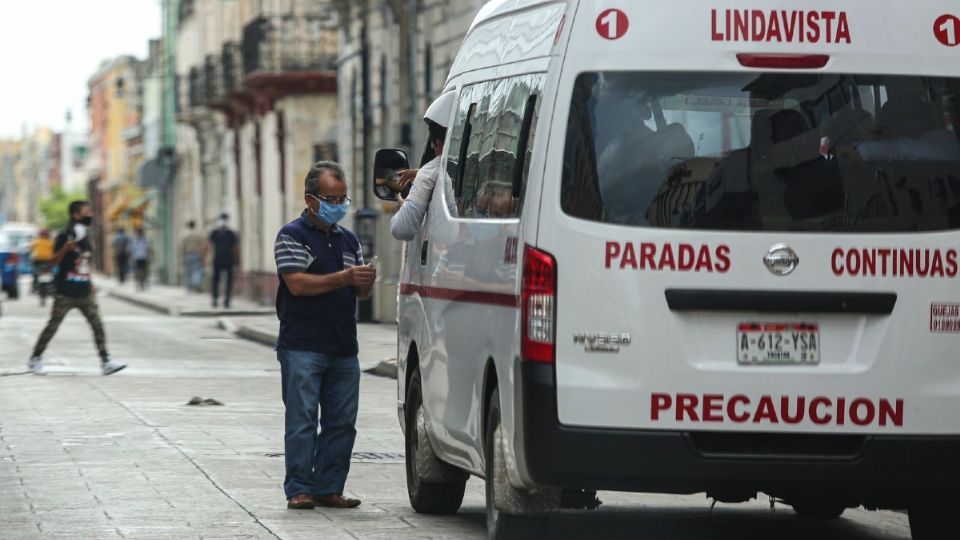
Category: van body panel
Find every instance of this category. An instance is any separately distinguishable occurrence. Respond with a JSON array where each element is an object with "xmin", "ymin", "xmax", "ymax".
[
  {"xmin": 534, "ymin": 0, "xmax": 960, "ymax": 436},
  {"xmin": 398, "ymin": 0, "xmax": 960, "ymax": 502}
]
